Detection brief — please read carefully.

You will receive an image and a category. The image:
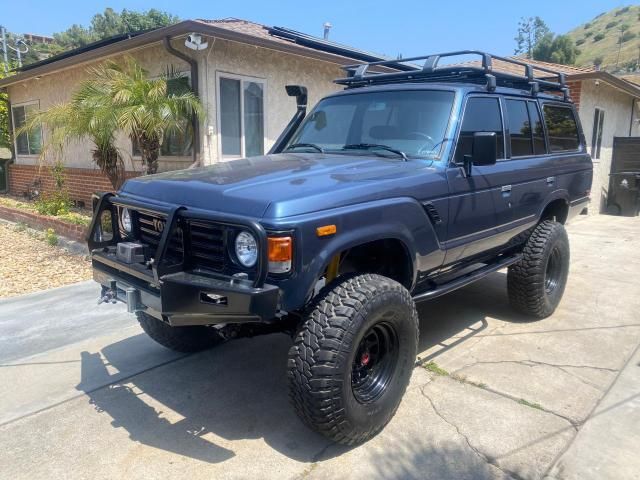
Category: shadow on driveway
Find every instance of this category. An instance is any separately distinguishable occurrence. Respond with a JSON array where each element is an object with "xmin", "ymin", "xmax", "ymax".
[{"xmin": 73, "ymin": 271, "xmax": 524, "ymax": 466}]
